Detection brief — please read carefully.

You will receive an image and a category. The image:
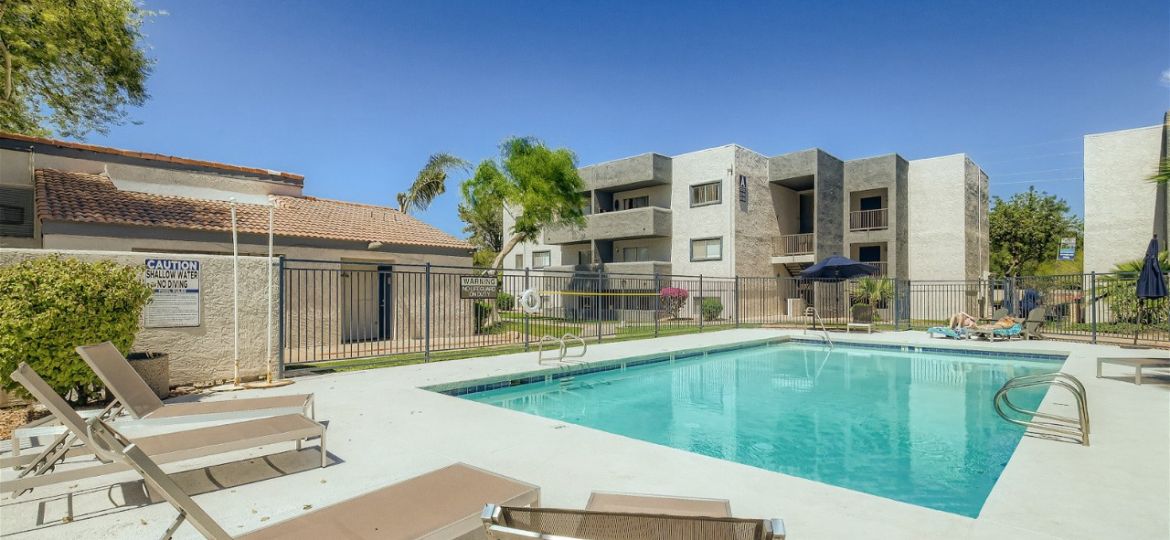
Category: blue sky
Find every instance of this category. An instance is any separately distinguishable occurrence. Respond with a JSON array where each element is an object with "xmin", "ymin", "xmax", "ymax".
[{"xmin": 86, "ymin": 0, "xmax": 1168, "ymax": 237}]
